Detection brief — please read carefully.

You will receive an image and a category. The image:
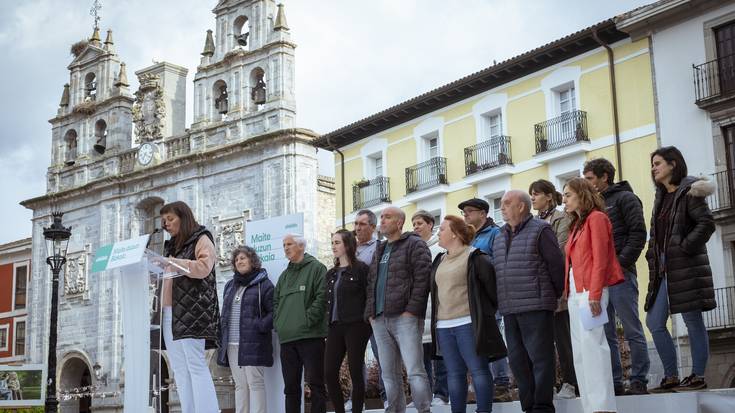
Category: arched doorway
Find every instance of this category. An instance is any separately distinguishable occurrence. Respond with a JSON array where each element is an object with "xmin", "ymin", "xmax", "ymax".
[{"xmin": 59, "ymin": 355, "xmax": 93, "ymax": 413}]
